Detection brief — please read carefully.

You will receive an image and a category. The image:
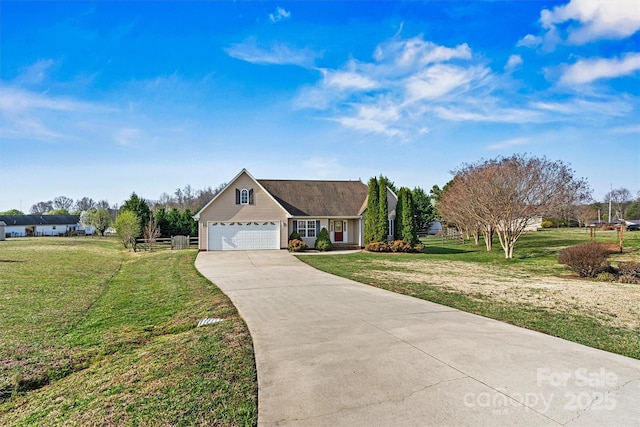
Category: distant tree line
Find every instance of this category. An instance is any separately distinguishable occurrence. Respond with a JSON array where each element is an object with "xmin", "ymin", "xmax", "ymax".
[{"xmin": 3, "ymin": 184, "xmax": 226, "ymax": 246}]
